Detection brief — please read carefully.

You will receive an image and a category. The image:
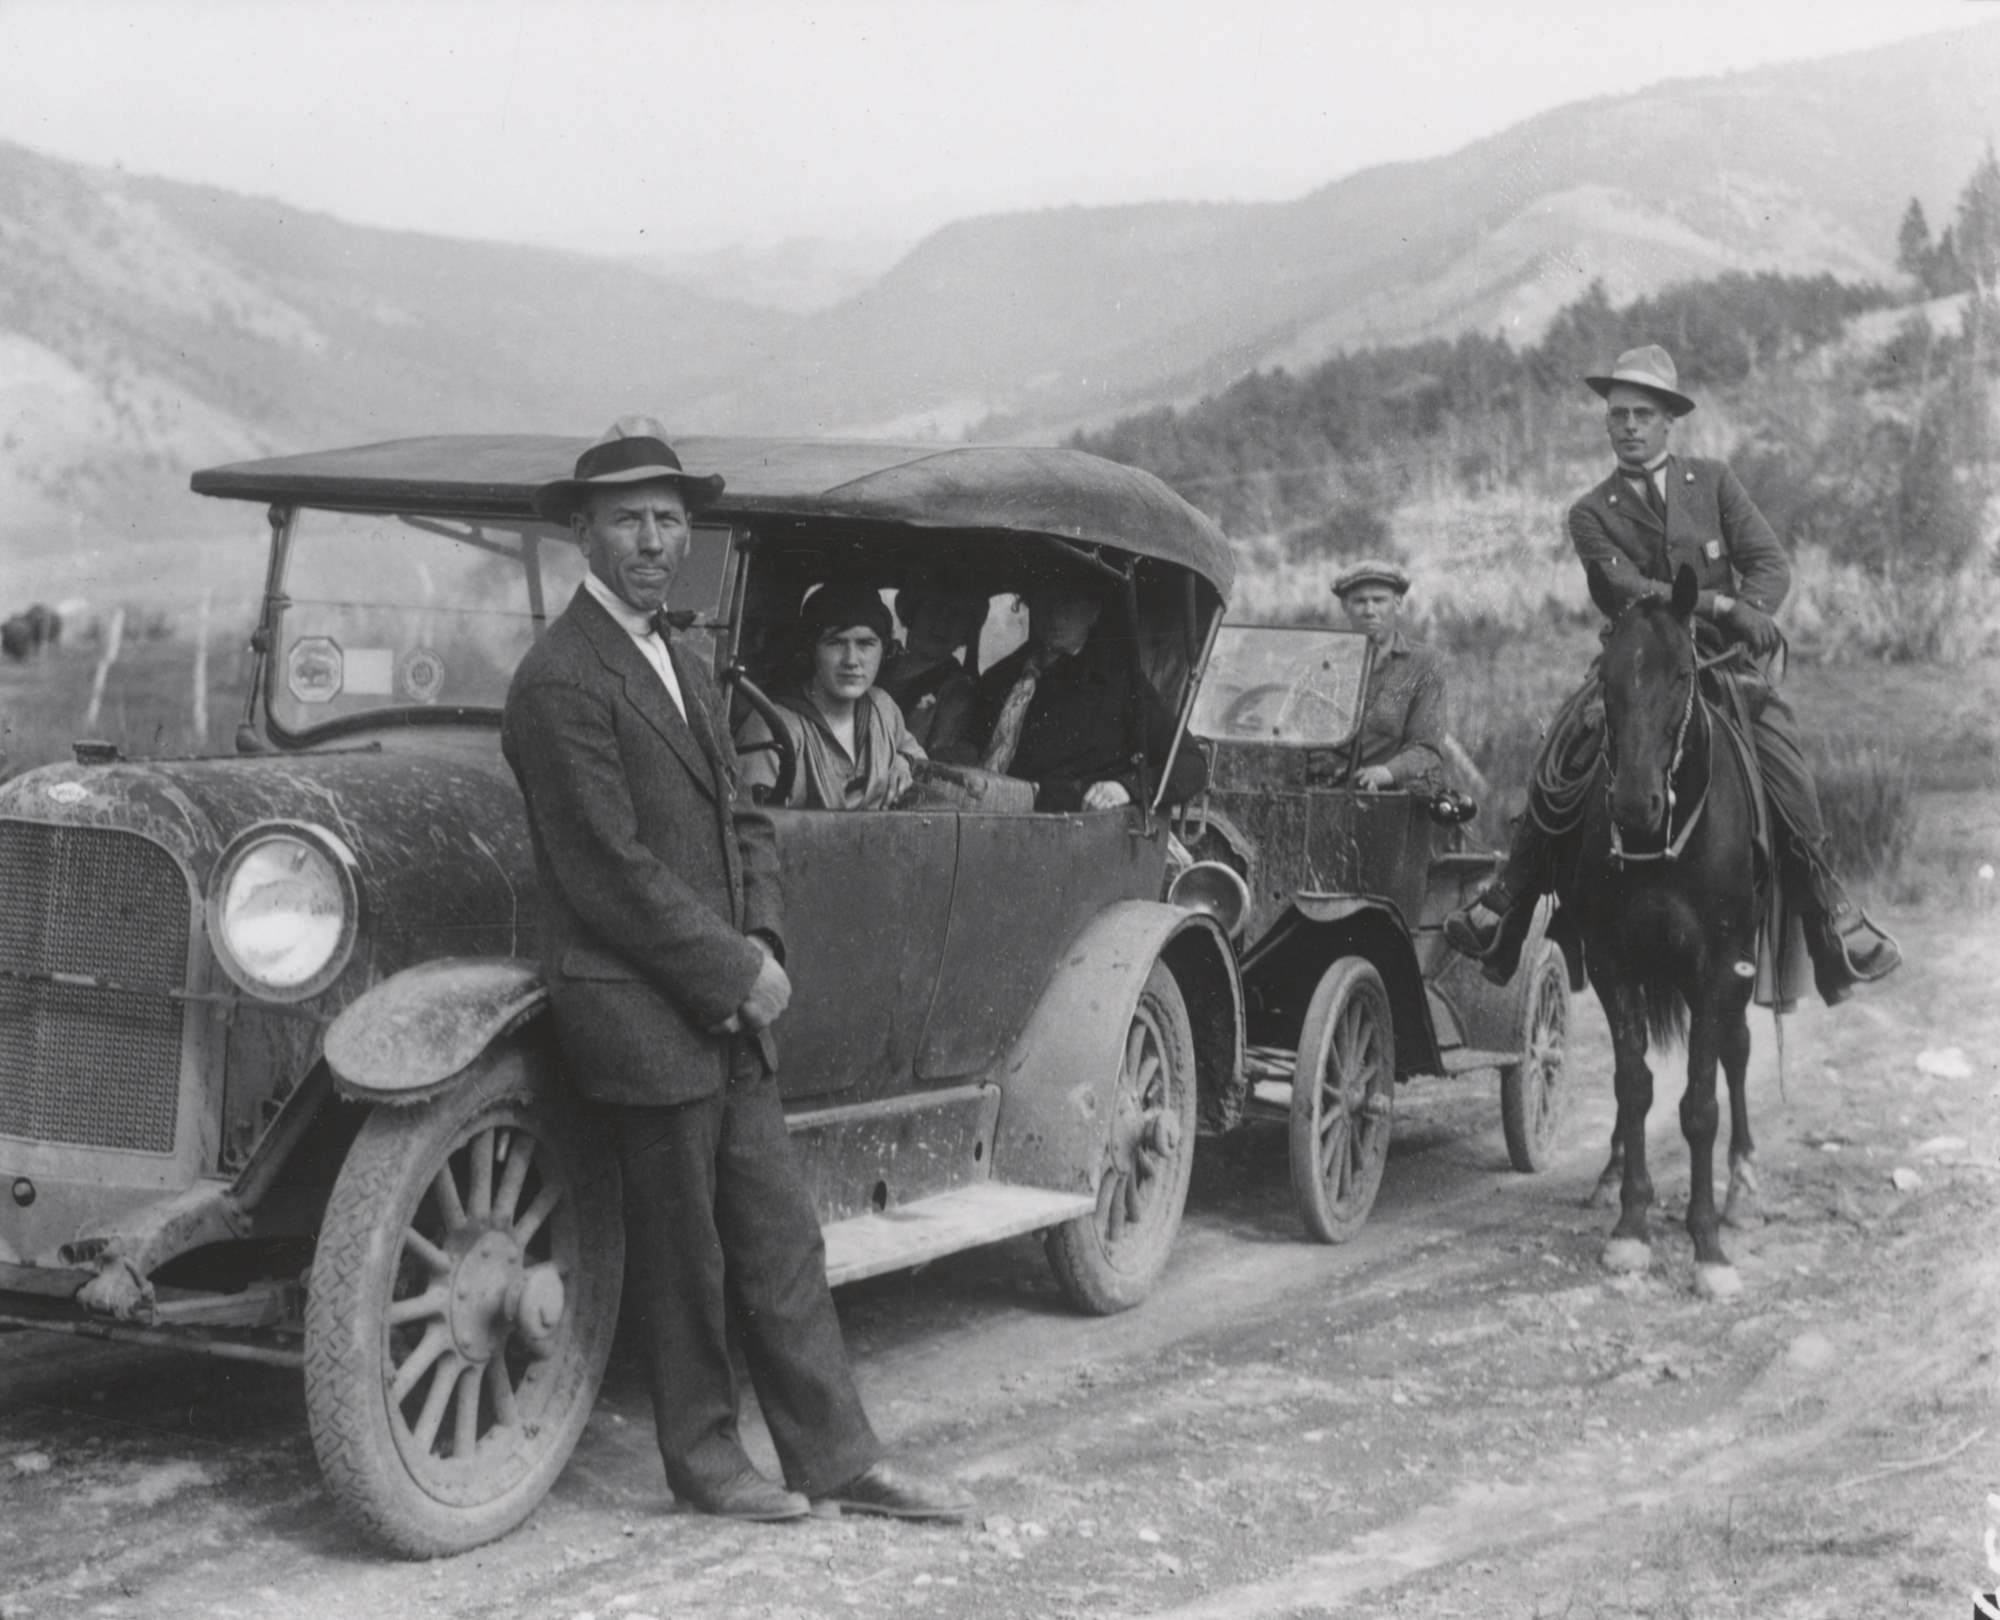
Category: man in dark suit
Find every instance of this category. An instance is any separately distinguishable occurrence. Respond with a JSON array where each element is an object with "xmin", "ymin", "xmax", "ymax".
[
  {"xmin": 969, "ymin": 577, "xmax": 1207, "ymax": 811},
  {"xmin": 502, "ymin": 420, "xmax": 972, "ymax": 1524},
  {"xmin": 1444, "ymin": 346, "xmax": 1900, "ymax": 1004}
]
